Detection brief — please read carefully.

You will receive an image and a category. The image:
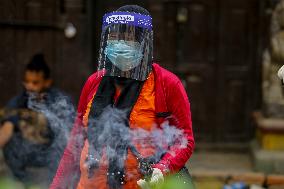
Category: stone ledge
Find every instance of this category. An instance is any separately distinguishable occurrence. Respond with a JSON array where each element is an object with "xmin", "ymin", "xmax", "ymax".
[{"xmin": 253, "ymin": 112, "xmax": 284, "ymax": 133}]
